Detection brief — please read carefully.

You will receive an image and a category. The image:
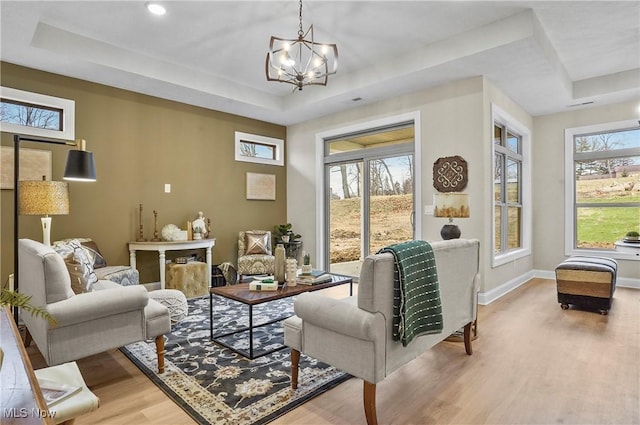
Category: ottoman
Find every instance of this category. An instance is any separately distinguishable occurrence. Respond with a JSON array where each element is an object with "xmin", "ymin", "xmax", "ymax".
[
  {"xmin": 149, "ymin": 289, "xmax": 188, "ymax": 325},
  {"xmin": 166, "ymin": 261, "xmax": 208, "ymax": 298},
  {"xmin": 555, "ymin": 256, "xmax": 617, "ymax": 315}
]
